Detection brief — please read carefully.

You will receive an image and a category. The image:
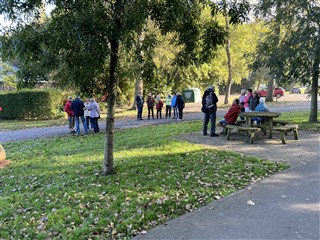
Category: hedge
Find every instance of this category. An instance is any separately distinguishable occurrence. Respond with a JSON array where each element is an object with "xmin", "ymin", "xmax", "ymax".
[{"xmin": 0, "ymin": 89, "xmax": 64, "ymax": 120}]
